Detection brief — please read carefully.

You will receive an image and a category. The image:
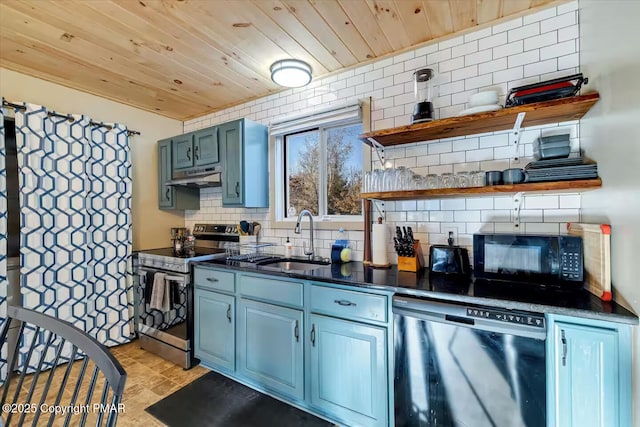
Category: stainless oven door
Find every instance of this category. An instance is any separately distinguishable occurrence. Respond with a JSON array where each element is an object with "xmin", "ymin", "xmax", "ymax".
[{"xmin": 136, "ymin": 267, "xmax": 191, "ymax": 351}]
